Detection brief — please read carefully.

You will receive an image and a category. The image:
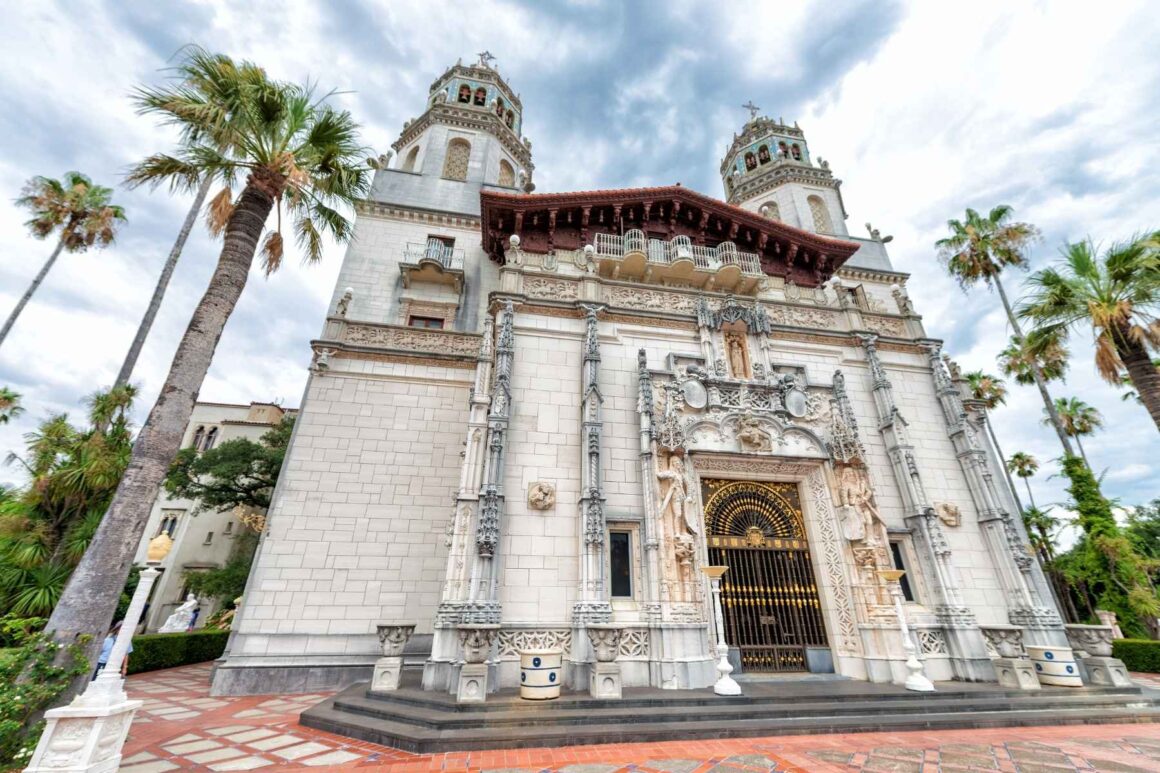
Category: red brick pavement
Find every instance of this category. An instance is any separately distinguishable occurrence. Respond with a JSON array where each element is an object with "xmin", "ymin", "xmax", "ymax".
[{"xmin": 119, "ymin": 663, "xmax": 1160, "ymax": 772}]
